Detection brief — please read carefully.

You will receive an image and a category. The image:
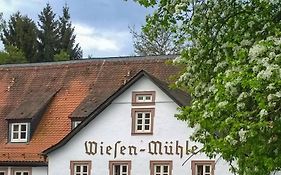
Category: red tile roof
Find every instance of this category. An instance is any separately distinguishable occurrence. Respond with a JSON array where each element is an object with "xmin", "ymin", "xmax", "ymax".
[{"xmin": 0, "ymin": 55, "xmax": 181, "ymax": 164}]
